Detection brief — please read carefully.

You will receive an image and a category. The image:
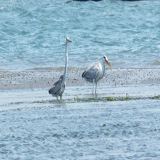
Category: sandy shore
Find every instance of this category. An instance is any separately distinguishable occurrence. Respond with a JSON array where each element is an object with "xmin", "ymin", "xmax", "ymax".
[{"xmin": 0, "ymin": 67, "xmax": 160, "ymax": 90}]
